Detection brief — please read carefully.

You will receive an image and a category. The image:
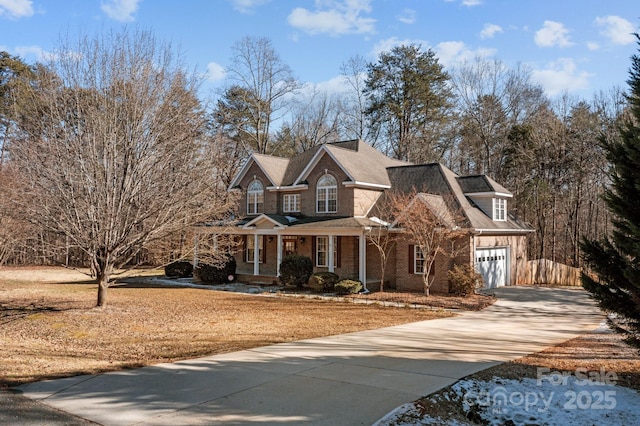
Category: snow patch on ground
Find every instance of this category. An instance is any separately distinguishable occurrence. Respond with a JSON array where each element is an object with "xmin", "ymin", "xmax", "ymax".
[{"xmin": 375, "ymin": 375, "xmax": 640, "ymax": 425}]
